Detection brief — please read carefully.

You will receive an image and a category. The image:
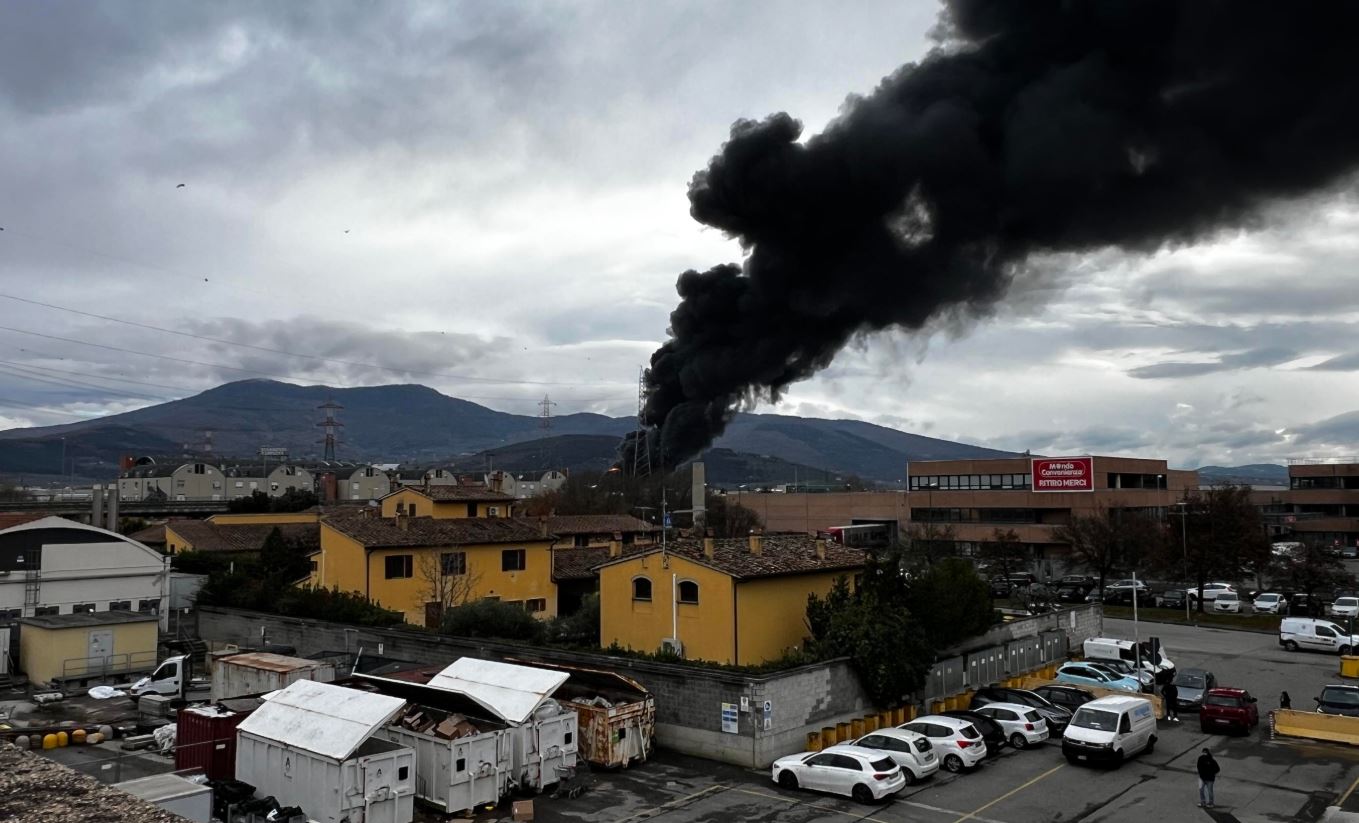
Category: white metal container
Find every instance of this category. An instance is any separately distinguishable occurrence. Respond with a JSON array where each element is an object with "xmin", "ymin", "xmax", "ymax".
[
  {"xmin": 512, "ymin": 700, "xmax": 579, "ymax": 791},
  {"xmin": 235, "ymin": 680, "xmax": 414, "ymax": 823},
  {"xmin": 378, "ymin": 719, "xmax": 511, "ymax": 813},
  {"xmin": 212, "ymin": 652, "xmax": 335, "ymax": 701},
  {"xmin": 114, "ymin": 773, "xmax": 213, "ymax": 822}
]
